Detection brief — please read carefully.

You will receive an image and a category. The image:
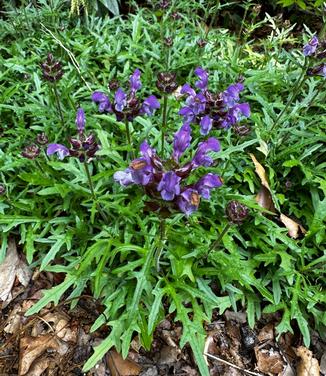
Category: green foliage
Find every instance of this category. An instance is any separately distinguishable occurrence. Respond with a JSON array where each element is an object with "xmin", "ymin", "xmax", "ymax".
[
  {"xmin": 277, "ymin": 0, "xmax": 324, "ymax": 10},
  {"xmin": 0, "ymin": 2, "xmax": 325, "ymax": 375}
]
